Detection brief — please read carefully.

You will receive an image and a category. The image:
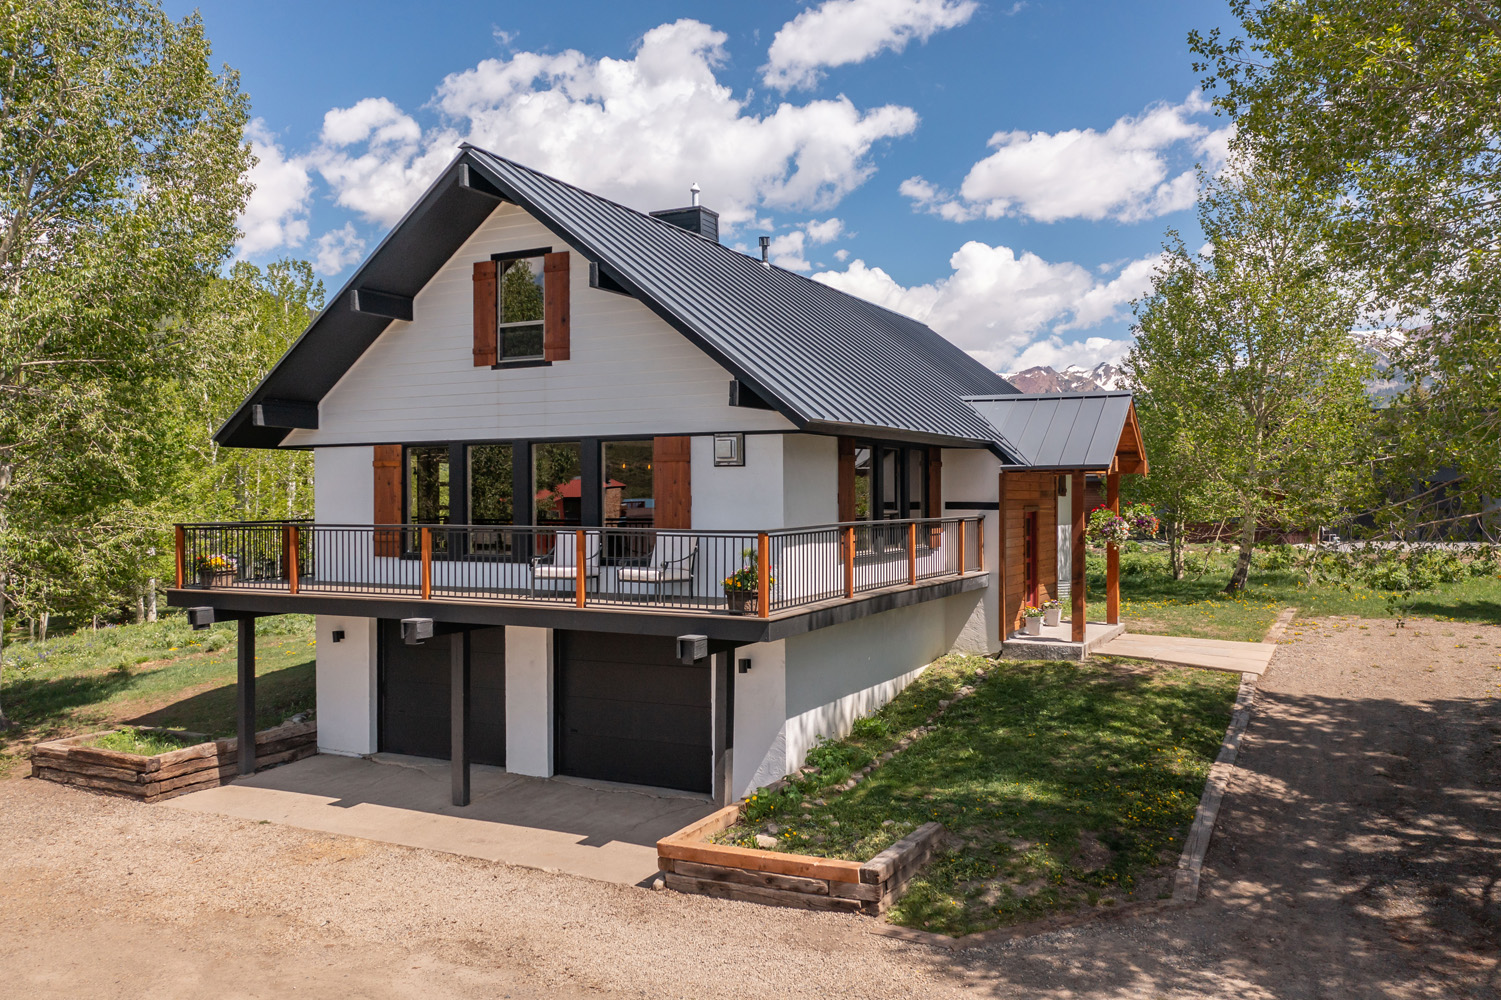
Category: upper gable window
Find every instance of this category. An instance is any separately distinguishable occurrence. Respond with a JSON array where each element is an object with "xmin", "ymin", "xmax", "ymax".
[{"xmin": 497, "ymin": 254, "xmax": 546, "ymax": 360}]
